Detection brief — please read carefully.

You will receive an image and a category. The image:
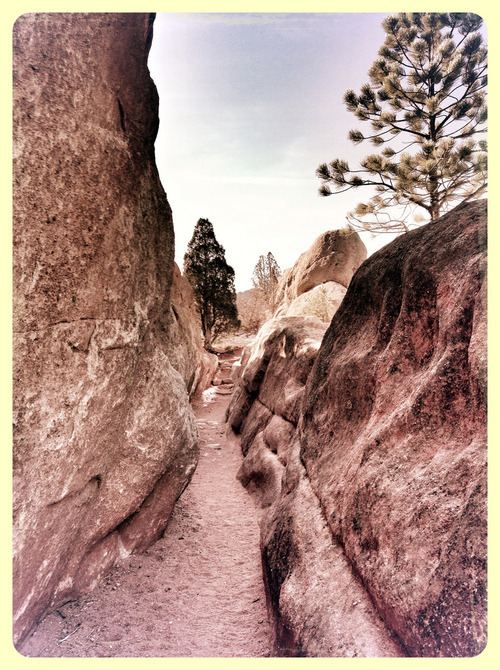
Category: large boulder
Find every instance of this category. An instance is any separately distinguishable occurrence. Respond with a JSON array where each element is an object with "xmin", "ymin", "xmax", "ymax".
[
  {"xmin": 227, "ymin": 319, "xmax": 402, "ymax": 656},
  {"xmin": 276, "ymin": 281, "xmax": 347, "ymax": 322},
  {"xmin": 13, "ymin": 13, "xmax": 198, "ymax": 646},
  {"xmin": 274, "ymin": 229, "xmax": 367, "ymax": 313},
  {"xmin": 299, "ymin": 199, "xmax": 487, "ymax": 656},
  {"xmin": 229, "ymin": 200, "xmax": 486, "ymax": 657}
]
